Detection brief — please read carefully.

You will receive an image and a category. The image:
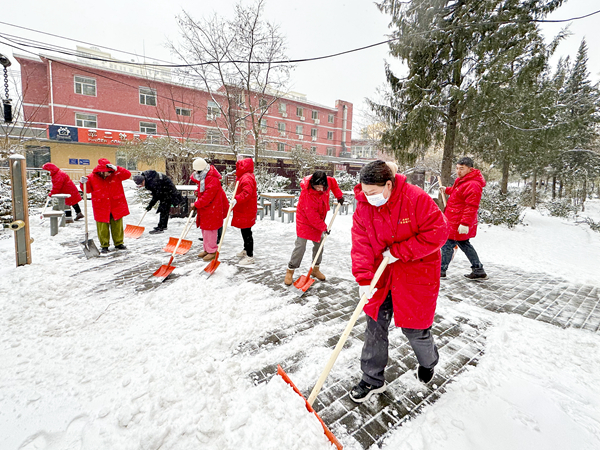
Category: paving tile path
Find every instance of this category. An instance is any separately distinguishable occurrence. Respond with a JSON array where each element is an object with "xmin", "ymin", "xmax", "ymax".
[{"xmin": 54, "ymin": 215, "xmax": 600, "ymax": 449}]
